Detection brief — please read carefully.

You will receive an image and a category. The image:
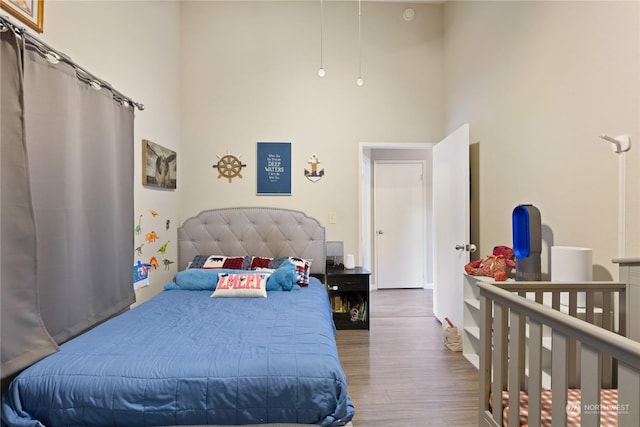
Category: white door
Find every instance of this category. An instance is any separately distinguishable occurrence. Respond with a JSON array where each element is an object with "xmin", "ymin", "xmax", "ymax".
[
  {"xmin": 433, "ymin": 124, "xmax": 471, "ymax": 328},
  {"xmin": 374, "ymin": 161, "xmax": 425, "ymax": 289}
]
